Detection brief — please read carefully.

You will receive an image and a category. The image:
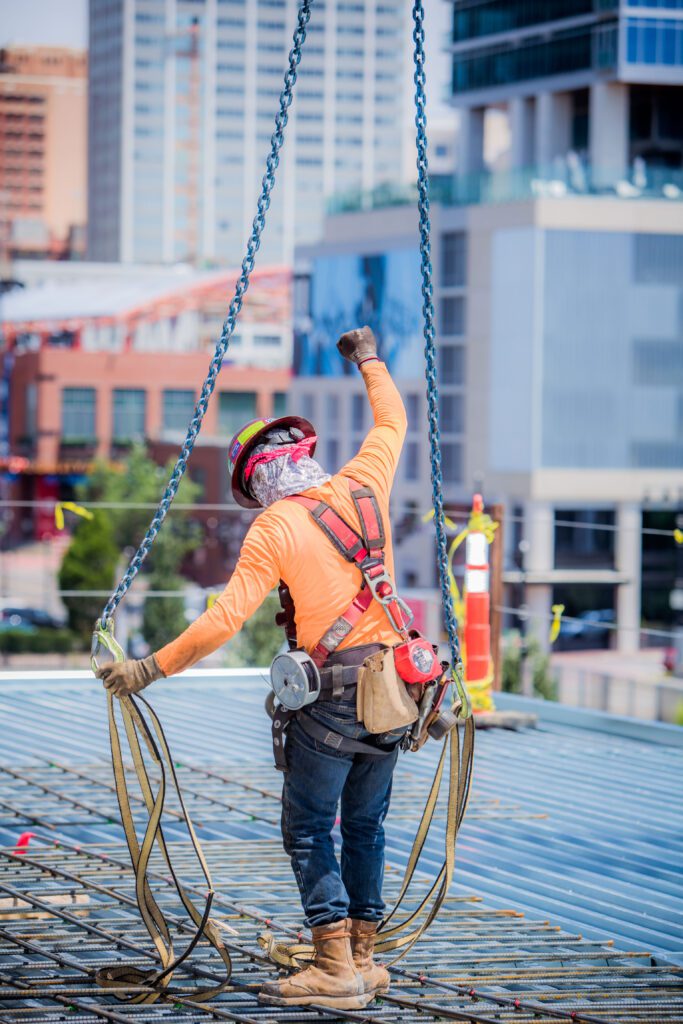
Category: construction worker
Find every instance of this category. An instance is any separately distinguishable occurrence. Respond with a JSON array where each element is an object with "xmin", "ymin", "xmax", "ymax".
[{"xmin": 96, "ymin": 326, "xmax": 408, "ymax": 1010}]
